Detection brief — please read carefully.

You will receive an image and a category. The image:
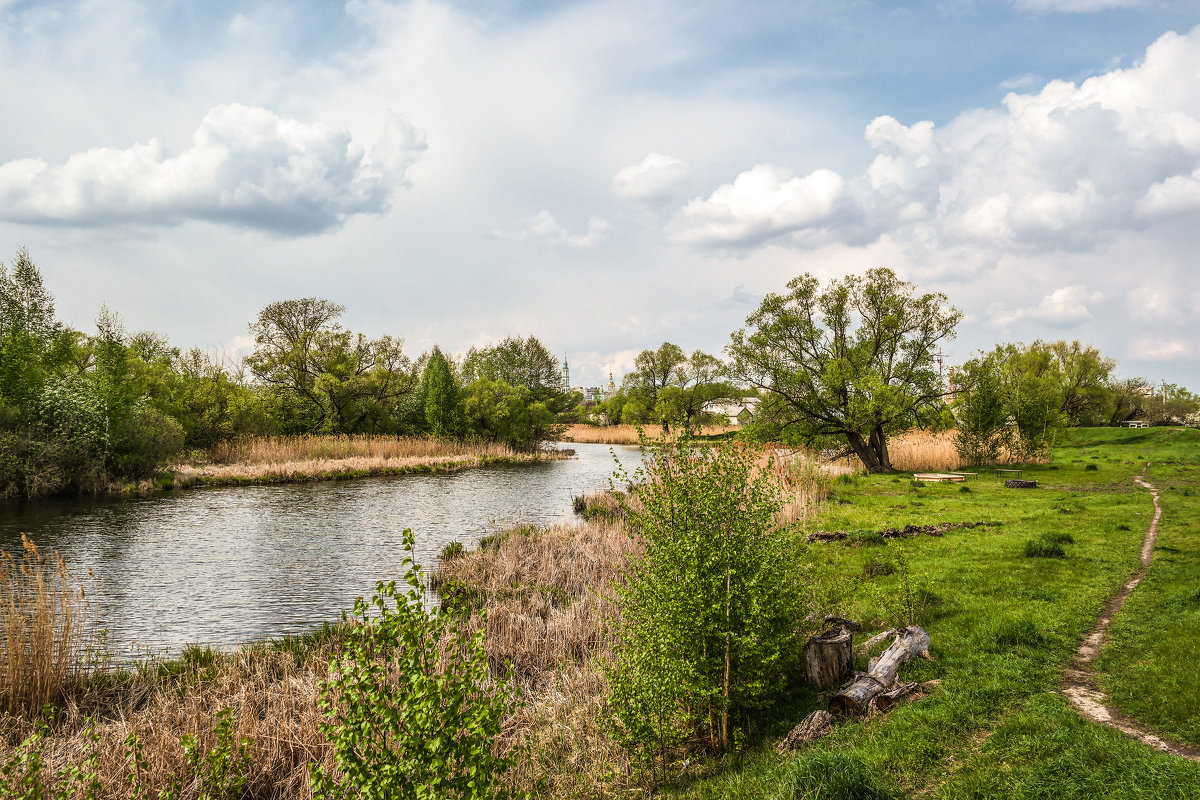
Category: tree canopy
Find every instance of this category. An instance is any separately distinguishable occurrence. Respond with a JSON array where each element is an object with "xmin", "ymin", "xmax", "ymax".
[{"xmin": 727, "ymin": 268, "xmax": 962, "ymax": 472}]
